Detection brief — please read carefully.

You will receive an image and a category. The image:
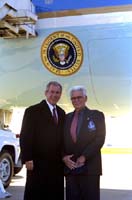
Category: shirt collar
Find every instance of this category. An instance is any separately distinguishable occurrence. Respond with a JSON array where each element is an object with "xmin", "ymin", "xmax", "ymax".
[{"xmin": 46, "ymin": 100, "xmax": 56, "ymax": 114}]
